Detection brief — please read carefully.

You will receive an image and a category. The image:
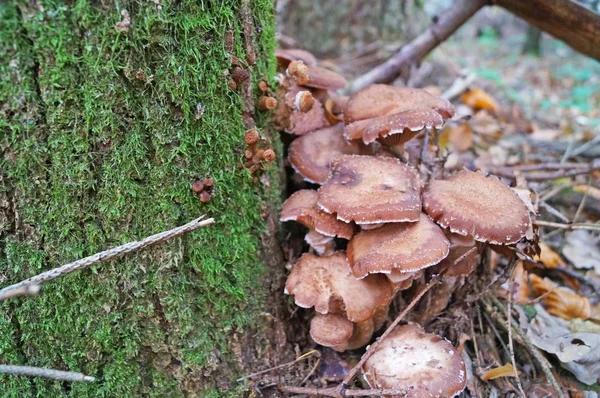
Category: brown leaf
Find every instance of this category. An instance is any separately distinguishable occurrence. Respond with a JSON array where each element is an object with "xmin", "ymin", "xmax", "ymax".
[{"xmin": 480, "ymin": 363, "xmax": 520, "ymax": 381}]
